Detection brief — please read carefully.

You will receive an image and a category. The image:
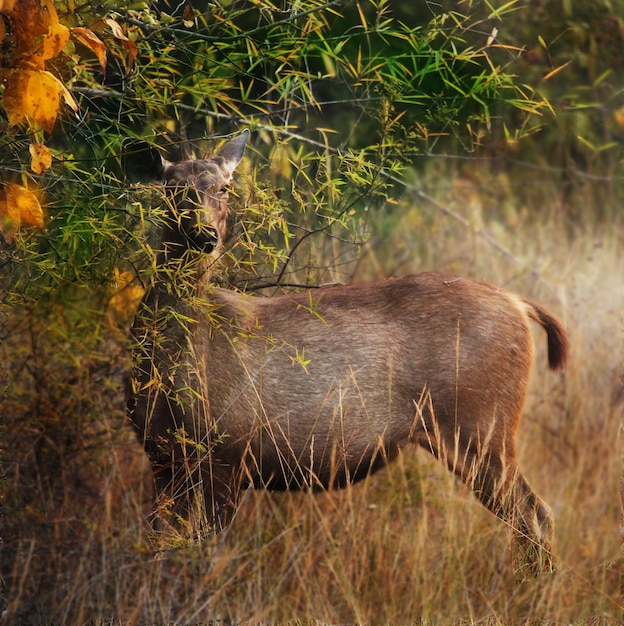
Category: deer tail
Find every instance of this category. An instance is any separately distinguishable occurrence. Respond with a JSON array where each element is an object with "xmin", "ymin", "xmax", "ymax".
[{"xmin": 525, "ymin": 301, "xmax": 568, "ymax": 371}]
